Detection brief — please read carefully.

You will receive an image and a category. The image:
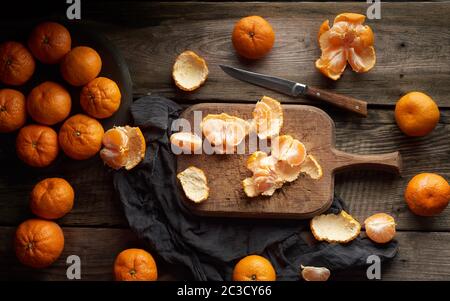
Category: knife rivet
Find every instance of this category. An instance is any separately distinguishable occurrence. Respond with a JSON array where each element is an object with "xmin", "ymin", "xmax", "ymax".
[
  {"xmin": 316, "ymin": 92, "xmax": 320, "ymax": 97},
  {"xmin": 356, "ymin": 105, "xmax": 360, "ymax": 109}
]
